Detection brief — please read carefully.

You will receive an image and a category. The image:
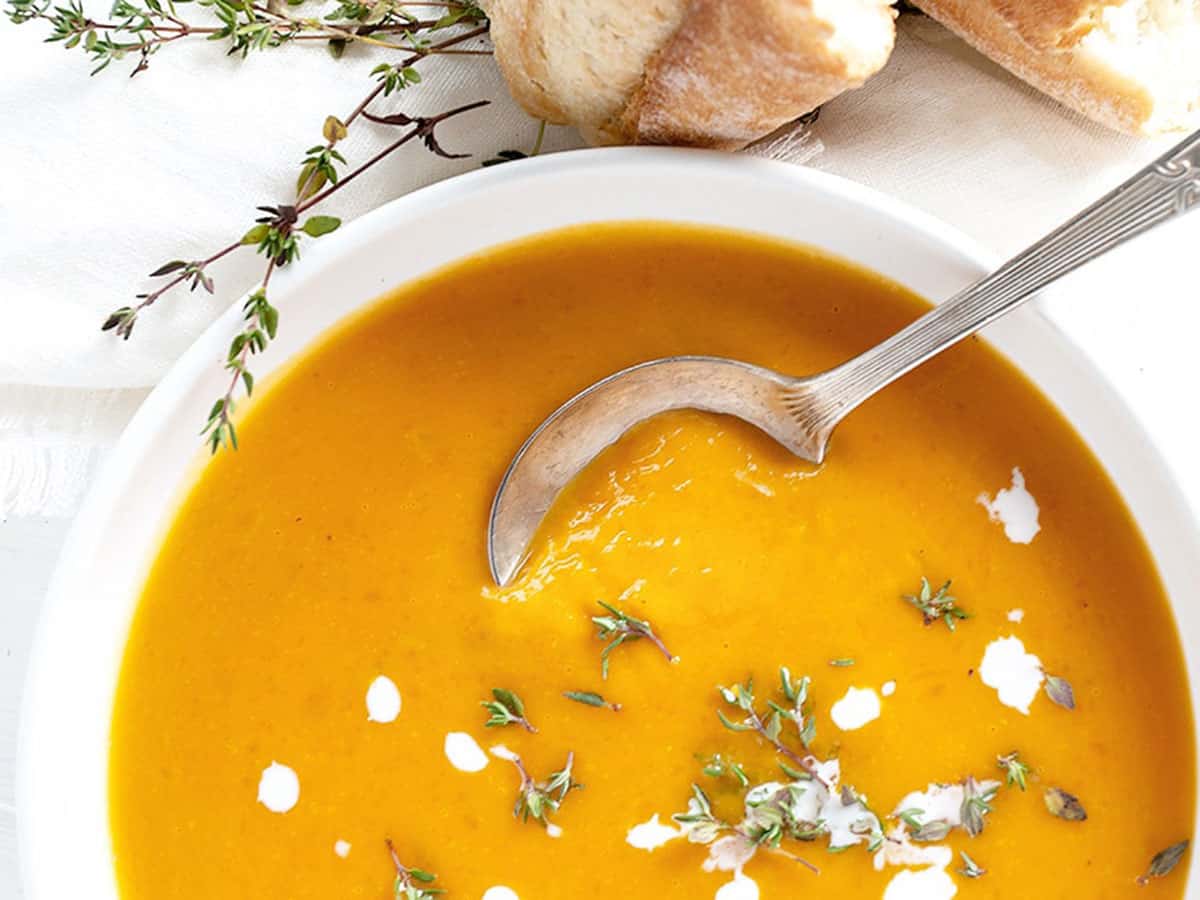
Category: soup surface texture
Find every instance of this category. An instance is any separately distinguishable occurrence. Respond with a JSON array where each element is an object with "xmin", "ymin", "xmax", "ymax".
[{"xmin": 110, "ymin": 224, "xmax": 1194, "ymax": 900}]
